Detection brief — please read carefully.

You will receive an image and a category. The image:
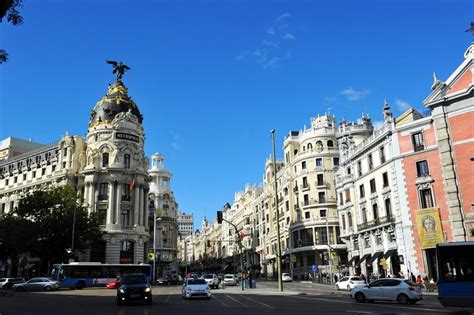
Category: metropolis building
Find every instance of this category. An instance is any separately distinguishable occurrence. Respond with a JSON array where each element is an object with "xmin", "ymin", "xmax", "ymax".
[{"xmin": 0, "ymin": 68, "xmax": 154, "ymax": 266}]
